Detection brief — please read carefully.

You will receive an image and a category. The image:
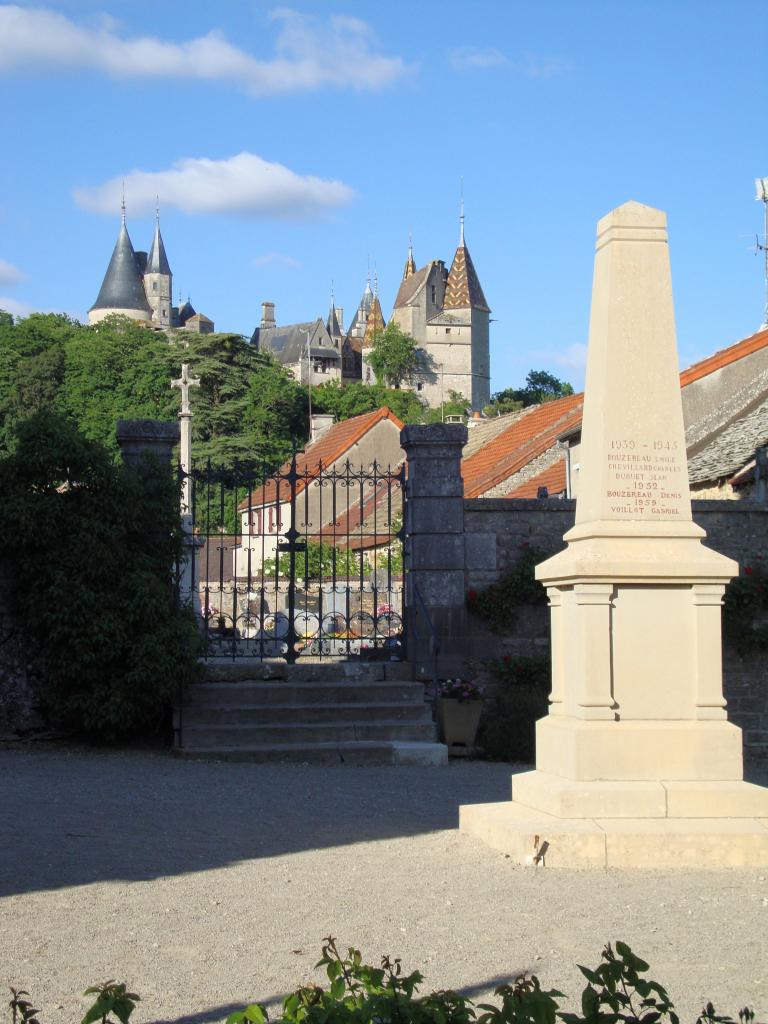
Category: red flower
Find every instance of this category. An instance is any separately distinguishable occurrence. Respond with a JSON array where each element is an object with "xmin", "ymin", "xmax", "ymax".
[
  {"xmin": 745, "ymin": 567, "xmax": 754, "ymax": 576},
  {"xmin": 467, "ymin": 589, "xmax": 478, "ymax": 602}
]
